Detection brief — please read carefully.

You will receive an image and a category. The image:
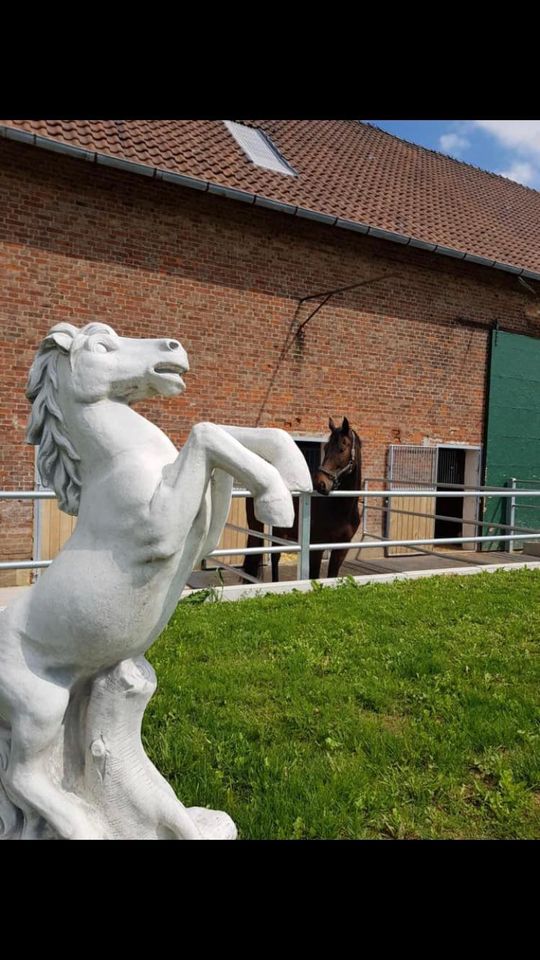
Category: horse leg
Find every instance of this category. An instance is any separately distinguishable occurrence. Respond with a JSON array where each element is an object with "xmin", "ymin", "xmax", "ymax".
[
  {"xmin": 243, "ymin": 546, "xmax": 262, "ymax": 580},
  {"xmin": 328, "ymin": 549, "xmax": 349, "ymax": 579},
  {"xmin": 3, "ymin": 682, "xmax": 103, "ymax": 840},
  {"xmin": 192, "ymin": 469, "xmax": 234, "ymax": 568},
  {"xmin": 271, "ymin": 552, "xmax": 280, "ymax": 582},
  {"xmin": 216, "ymin": 426, "xmax": 312, "ymax": 494},
  {"xmin": 242, "ymin": 498, "xmax": 265, "ymax": 580},
  {"xmin": 309, "ymin": 550, "xmax": 324, "ymax": 581},
  {"xmin": 153, "ymin": 423, "xmax": 296, "ymax": 550},
  {"xmin": 0, "ymin": 723, "xmax": 20, "ymax": 838}
]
